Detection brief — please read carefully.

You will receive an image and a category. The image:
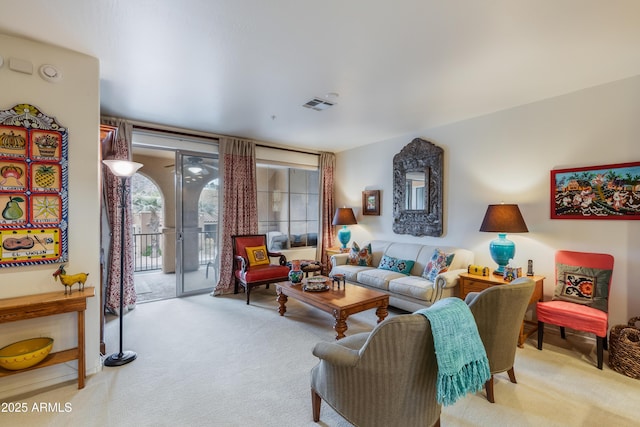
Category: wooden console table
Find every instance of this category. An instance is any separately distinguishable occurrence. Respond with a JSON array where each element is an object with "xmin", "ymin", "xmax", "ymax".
[
  {"xmin": 458, "ymin": 273, "xmax": 544, "ymax": 348},
  {"xmin": 0, "ymin": 287, "xmax": 95, "ymax": 389}
]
